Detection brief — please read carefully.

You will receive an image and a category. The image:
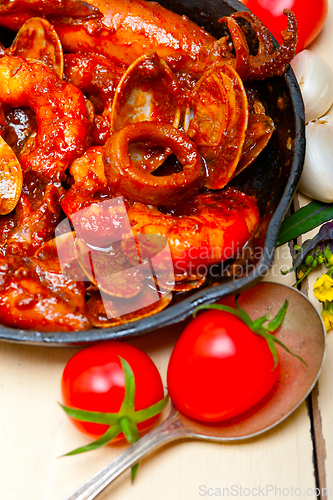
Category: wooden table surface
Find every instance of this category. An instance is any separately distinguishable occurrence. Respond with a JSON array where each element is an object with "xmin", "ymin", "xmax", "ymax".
[{"xmin": 1, "ymin": 2, "xmax": 333, "ymax": 499}]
